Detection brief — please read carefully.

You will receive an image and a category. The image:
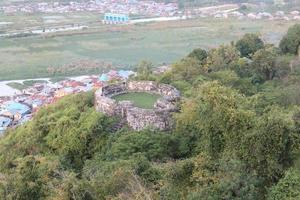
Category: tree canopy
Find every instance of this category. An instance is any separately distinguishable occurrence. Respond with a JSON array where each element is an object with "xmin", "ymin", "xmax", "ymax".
[
  {"xmin": 236, "ymin": 33, "xmax": 264, "ymax": 58},
  {"xmin": 279, "ymin": 24, "xmax": 300, "ymax": 55}
]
